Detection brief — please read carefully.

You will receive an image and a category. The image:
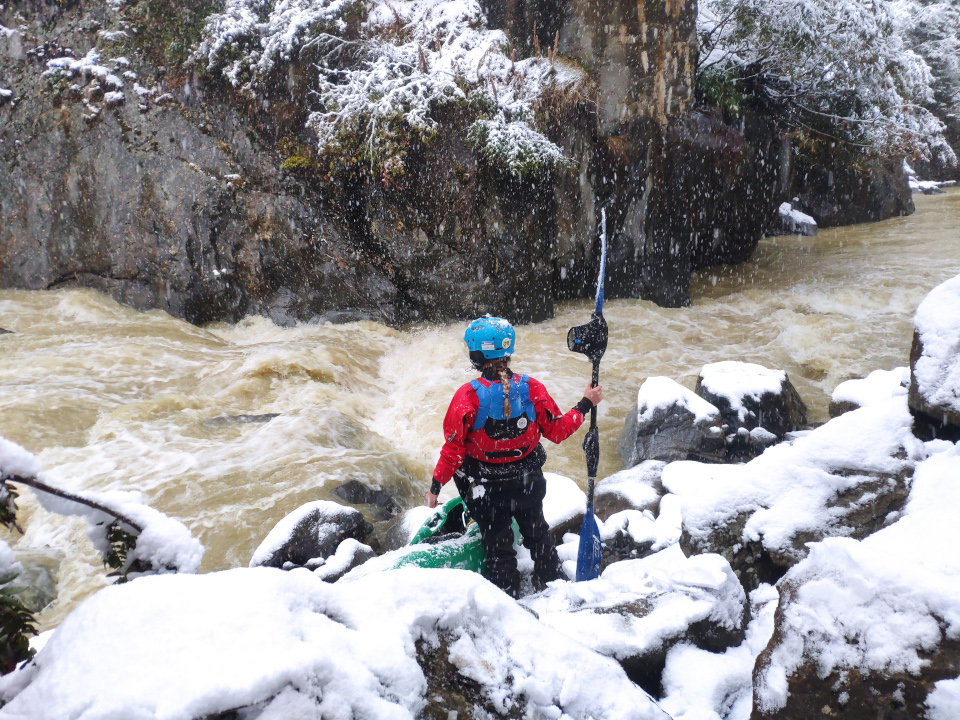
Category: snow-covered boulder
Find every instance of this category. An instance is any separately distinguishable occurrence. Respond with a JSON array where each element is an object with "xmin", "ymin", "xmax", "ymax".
[
  {"xmin": 660, "ymin": 584, "xmax": 780, "ymax": 720},
  {"xmin": 909, "ymin": 273, "xmax": 960, "ymax": 440},
  {"xmin": 523, "ymin": 545, "xmax": 747, "ymax": 694},
  {"xmin": 770, "ymin": 202, "xmax": 817, "ymax": 236},
  {"xmin": 618, "ymin": 377, "xmax": 726, "ymax": 467},
  {"xmin": 752, "ymin": 444, "xmax": 960, "ymax": 719},
  {"xmin": 0, "ymin": 567, "xmax": 670, "ymax": 720},
  {"xmin": 829, "ymin": 367, "xmax": 909, "ymax": 417},
  {"xmin": 598, "ymin": 493, "xmax": 683, "ymax": 568},
  {"xmin": 311, "ymin": 538, "xmax": 377, "ymax": 582},
  {"xmin": 667, "ymin": 397, "xmax": 923, "ymax": 591},
  {"xmin": 249, "ymin": 500, "xmax": 374, "ymax": 569},
  {"xmin": 695, "ymin": 361, "xmax": 808, "ymax": 458},
  {"xmin": 595, "ymin": 459, "xmax": 664, "ymax": 521}
]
